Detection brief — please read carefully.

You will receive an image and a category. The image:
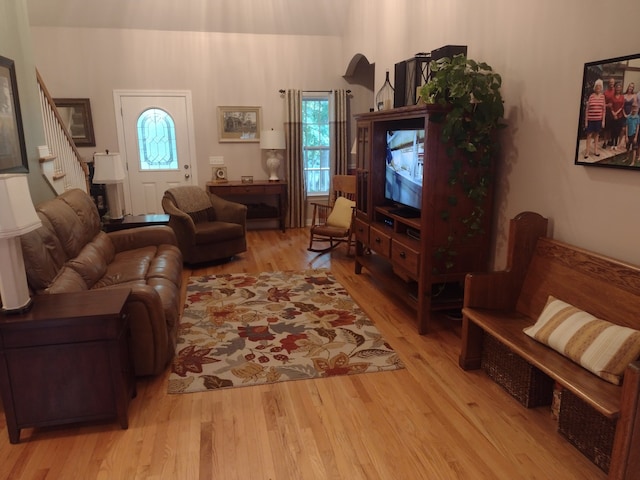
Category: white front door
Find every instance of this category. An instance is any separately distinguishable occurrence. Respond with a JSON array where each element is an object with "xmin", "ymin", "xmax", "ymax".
[{"xmin": 114, "ymin": 91, "xmax": 197, "ymax": 214}]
